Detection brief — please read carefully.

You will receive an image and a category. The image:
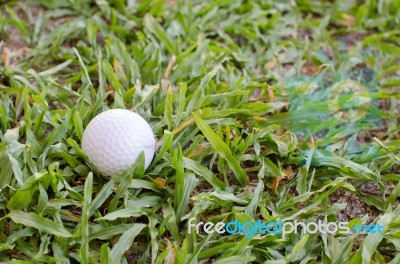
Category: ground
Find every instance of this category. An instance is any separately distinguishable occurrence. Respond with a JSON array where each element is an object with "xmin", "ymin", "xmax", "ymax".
[{"xmin": 1, "ymin": 0, "xmax": 400, "ymax": 263}]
